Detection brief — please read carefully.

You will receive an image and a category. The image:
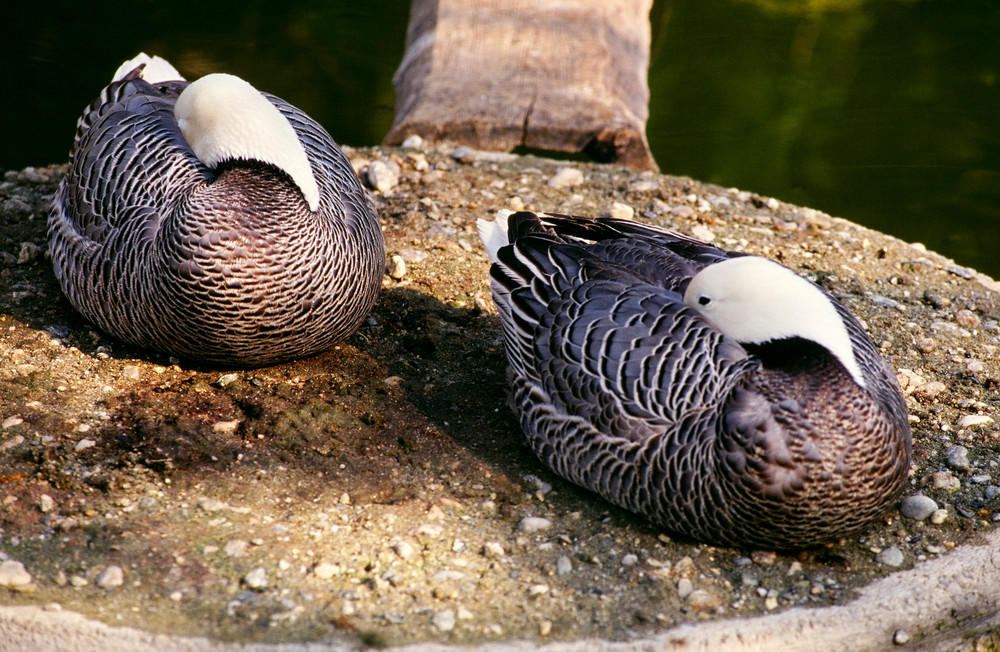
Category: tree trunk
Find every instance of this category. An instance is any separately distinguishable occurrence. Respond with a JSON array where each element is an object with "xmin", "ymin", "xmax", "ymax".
[{"xmin": 384, "ymin": 0, "xmax": 658, "ymax": 171}]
